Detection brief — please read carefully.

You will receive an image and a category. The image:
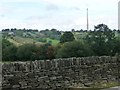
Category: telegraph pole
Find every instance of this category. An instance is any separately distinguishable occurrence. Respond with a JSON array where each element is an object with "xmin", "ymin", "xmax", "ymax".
[
  {"xmin": 118, "ymin": 1, "xmax": 120, "ymax": 30},
  {"xmin": 87, "ymin": 8, "xmax": 89, "ymax": 31}
]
